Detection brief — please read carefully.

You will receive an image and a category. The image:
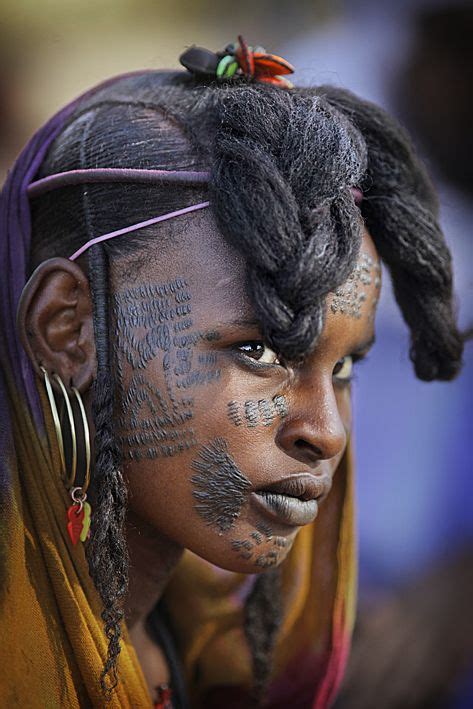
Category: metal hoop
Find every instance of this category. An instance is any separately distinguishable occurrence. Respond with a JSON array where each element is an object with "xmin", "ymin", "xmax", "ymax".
[
  {"xmin": 70, "ymin": 486, "xmax": 87, "ymax": 513},
  {"xmin": 40, "ymin": 367, "xmax": 66, "ymax": 478},
  {"xmin": 53, "ymin": 373, "xmax": 77, "ymax": 488},
  {"xmin": 72, "ymin": 387, "xmax": 91, "ymax": 495}
]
